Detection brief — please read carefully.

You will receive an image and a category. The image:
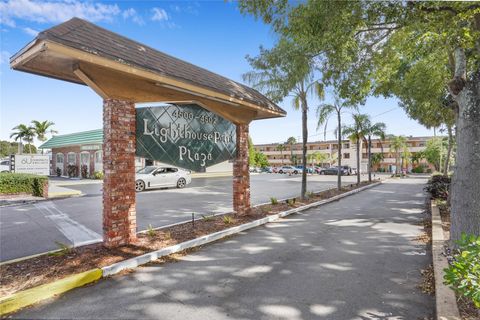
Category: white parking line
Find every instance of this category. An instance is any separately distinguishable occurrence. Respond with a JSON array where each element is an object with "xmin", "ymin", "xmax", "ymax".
[{"xmin": 34, "ymin": 201, "xmax": 102, "ymax": 246}]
